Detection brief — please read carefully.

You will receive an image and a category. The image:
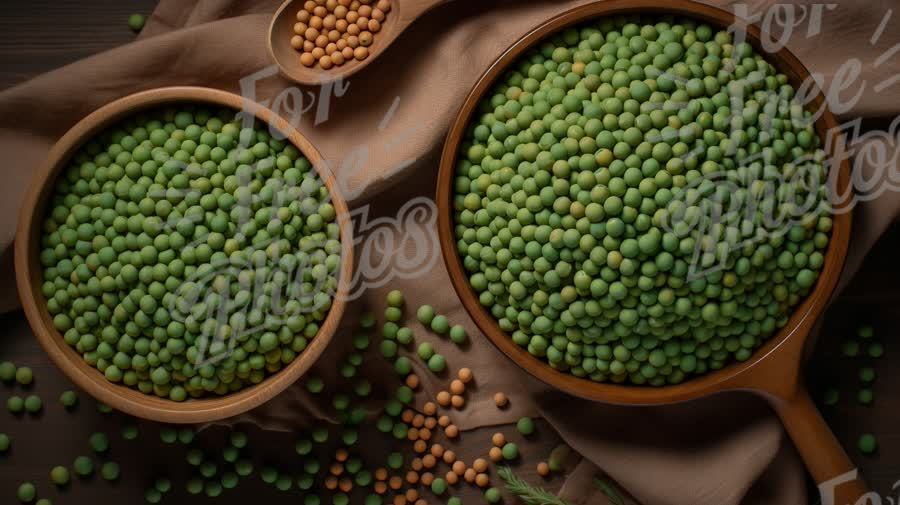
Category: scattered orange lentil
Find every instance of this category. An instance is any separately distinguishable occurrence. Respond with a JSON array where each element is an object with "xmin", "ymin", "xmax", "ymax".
[
  {"xmin": 419, "ymin": 428, "xmax": 432, "ymax": 441},
  {"xmin": 368, "ymin": 19, "xmax": 381, "ymax": 32},
  {"xmin": 436, "ymin": 391, "xmax": 451, "ymax": 407},
  {"xmin": 420, "ymin": 472, "xmax": 434, "ymax": 487},
  {"xmin": 475, "ymin": 473, "xmax": 490, "ymax": 488},
  {"xmin": 330, "ymin": 462, "xmax": 344, "ymax": 476},
  {"xmin": 359, "ymin": 31, "xmax": 374, "ymax": 46},
  {"xmin": 319, "ymin": 55, "xmax": 333, "ymax": 69},
  {"xmin": 413, "ymin": 440, "xmax": 427, "ymax": 454},
  {"xmin": 422, "ymin": 455, "xmax": 437, "ymax": 469},
  {"xmin": 463, "ymin": 468, "xmax": 477, "ymax": 483},
  {"xmin": 445, "ymin": 425, "xmax": 459, "ymax": 439},
  {"xmin": 537, "ymin": 462, "xmax": 550, "ymax": 477},
  {"xmin": 291, "ymin": 35, "xmax": 304, "ymax": 49},
  {"xmin": 325, "ymin": 476, "xmax": 338, "ymax": 490},
  {"xmin": 450, "ymin": 380, "xmax": 465, "ymax": 395},
  {"xmin": 407, "ymin": 427, "xmax": 419, "ymax": 441},
  {"xmin": 335, "ymin": 448, "xmax": 348, "ymax": 462},
  {"xmin": 442, "ymin": 450, "xmax": 457, "ymax": 464},
  {"xmin": 401, "ymin": 410, "xmax": 414, "ymax": 423},
  {"xmin": 430, "ymin": 444, "xmax": 445, "ymax": 458},
  {"xmin": 412, "ymin": 414, "xmax": 425, "ymax": 428},
  {"xmin": 339, "ymin": 478, "xmax": 353, "ymax": 493},
  {"xmin": 411, "ymin": 458, "xmax": 423, "ymax": 471},
  {"xmin": 415, "ymin": 500, "xmax": 428, "ymax": 505},
  {"xmin": 472, "ymin": 458, "xmax": 488, "ymax": 473},
  {"xmin": 341, "ymin": 46, "xmax": 354, "ymax": 60},
  {"xmin": 423, "ymin": 402, "xmax": 437, "ymax": 416},
  {"xmin": 406, "ymin": 374, "xmax": 420, "ymax": 389},
  {"xmin": 451, "ymin": 395, "xmax": 465, "ymax": 409},
  {"xmin": 452, "ymin": 461, "xmax": 466, "ymax": 475},
  {"xmin": 374, "ymin": 481, "xmax": 387, "ymax": 494},
  {"xmin": 438, "ymin": 415, "xmax": 451, "ymax": 427},
  {"xmin": 372, "ymin": 8, "xmax": 385, "ymax": 21},
  {"xmin": 405, "ymin": 471, "xmax": 419, "ymax": 484},
  {"xmin": 392, "ymin": 495, "xmax": 406, "ymax": 505},
  {"xmin": 494, "ymin": 392, "xmax": 508, "ymax": 407},
  {"xmin": 300, "ymin": 52, "xmax": 315, "ymax": 67},
  {"xmin": 375, "ymin": 468, "xmax": 388, "ymax": 481},
  {"xmin": 489, "ymin": 447, "xmax": 503, "ymax": 462},
  {"xmin": 446, "ymin": 471, "xmax": 459, "ymax": 485},
  {"xmin": 424, "ymin": 417, "xmax": 437, "ymax": 430},
  {"xmin": 405, "ymin": 489, "xmax": 419, "ymax": 502},
  {"xmin": 389, "ymin": 475, "xmax": 403, "ymax": 490},
  {"xmin": 491, "ymin": 433, "xmax": 506, "ymax": 447},
  {"xmin": 297, "ymin": 9, "xmax": 311, "ymax": 22},
  {"xmin": 377, "ymin": 0, "xmax": 391, "ymax": 11}
]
